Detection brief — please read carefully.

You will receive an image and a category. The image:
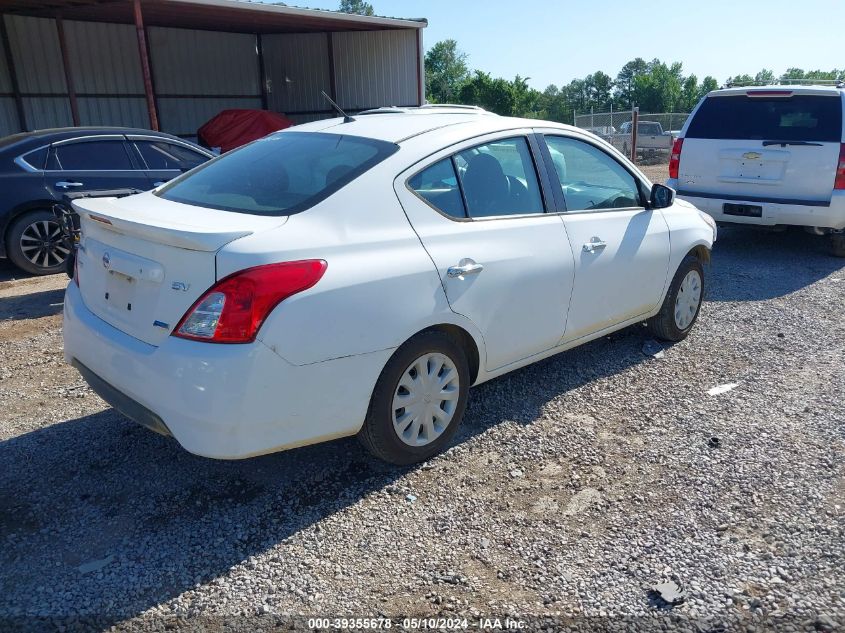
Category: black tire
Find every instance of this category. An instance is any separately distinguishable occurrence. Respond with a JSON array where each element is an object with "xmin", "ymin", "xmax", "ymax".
[
  {"xmin": 830, "ymin": 234, "xmax": 845, "ymax": 258},
  {"xmin": 359, "ymin": 330, "xmax": 470, "ymax": 465},
  {"xmin": 647, "ymin": 255, "xmax": 705, "ymax": 342},
  {"xmin": 6, "ymin": 210, "xmax": 68, "ymax": 276}
]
